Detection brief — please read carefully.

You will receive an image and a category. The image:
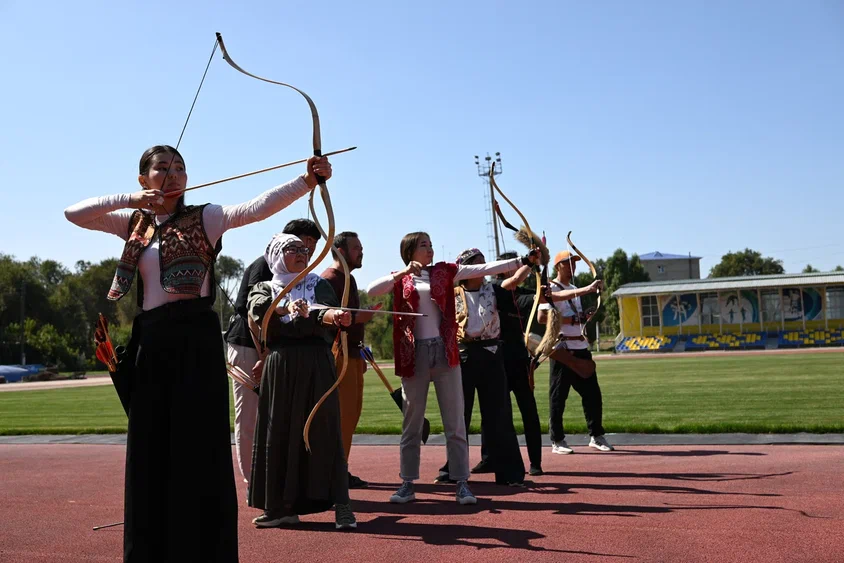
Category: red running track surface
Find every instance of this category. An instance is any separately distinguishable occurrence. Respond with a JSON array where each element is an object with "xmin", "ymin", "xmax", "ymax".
[{"xmin": 1, "ymin": 444, "xmax": 842, "ymax": 562}]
